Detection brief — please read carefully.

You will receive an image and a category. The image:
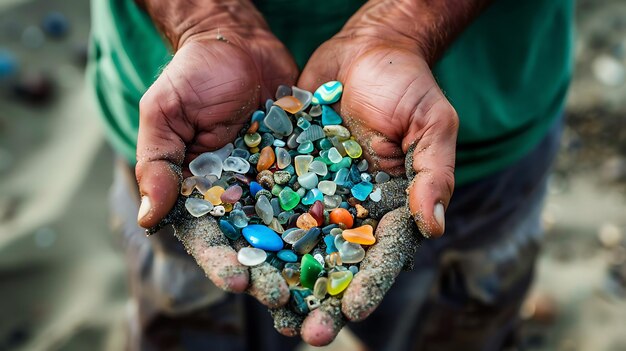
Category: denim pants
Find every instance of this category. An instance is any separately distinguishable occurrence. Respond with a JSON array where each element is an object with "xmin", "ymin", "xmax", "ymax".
[{"xmin": 109, "ymin": 119, "xmax": 562, "ymax": 351}]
